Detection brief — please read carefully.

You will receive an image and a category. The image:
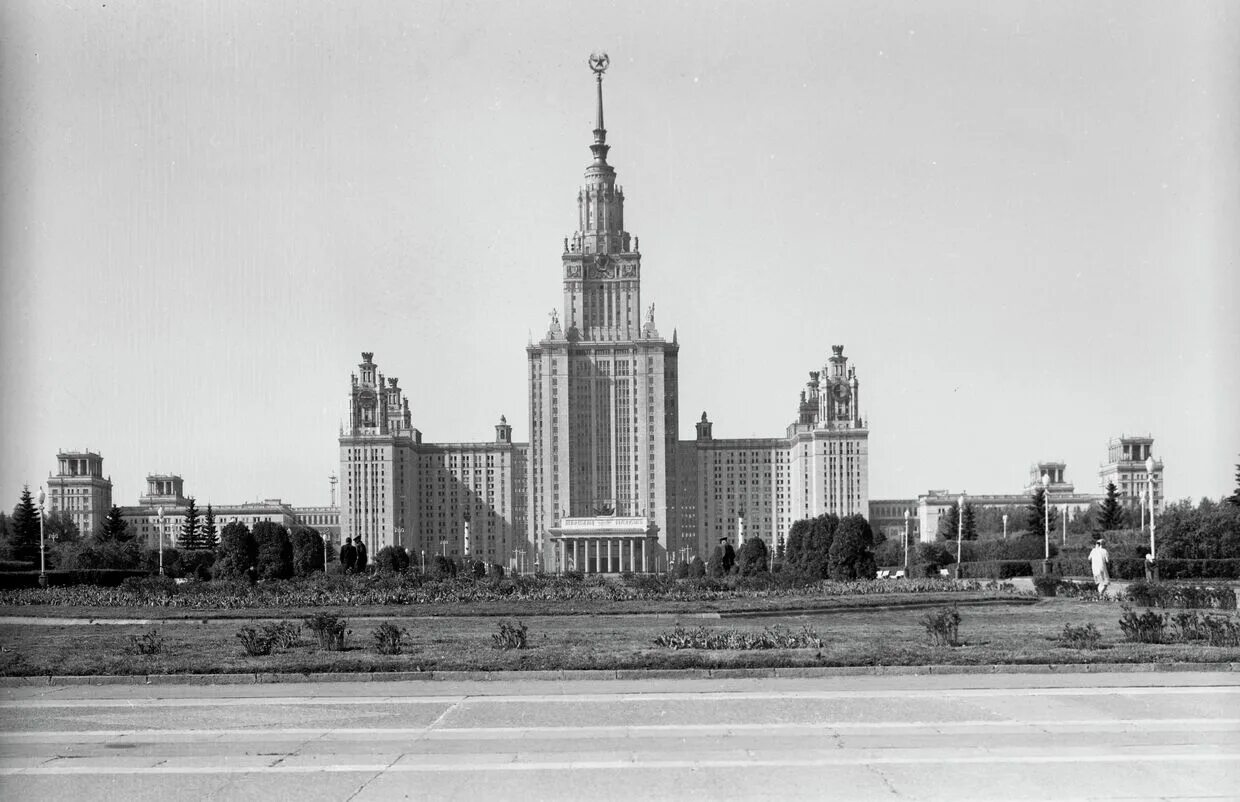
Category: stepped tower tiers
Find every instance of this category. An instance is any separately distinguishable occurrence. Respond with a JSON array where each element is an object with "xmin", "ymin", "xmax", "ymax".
[{"xmin": 529, "ymin": 53, "xmax": 680, "ymax": 574}]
